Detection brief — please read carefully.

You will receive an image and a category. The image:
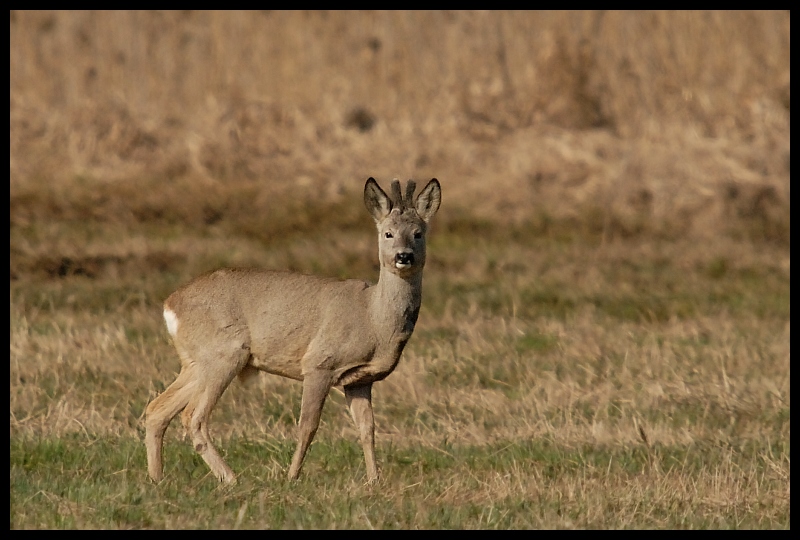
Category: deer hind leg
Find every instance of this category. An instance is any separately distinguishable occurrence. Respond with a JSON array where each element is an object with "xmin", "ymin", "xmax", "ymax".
[
  {"xmin": 185, "ymin": 382, "xmax": 236, "ymax": 484},
  {"xmin": 184, "ymin": 345, "xmax": 251, "ymax": 484},
  {"xmin": 345, "ymin": 383, "xmax": 379, "ymax": 483},
  {"xmin": 145, "ymin": 368, "xmax": 197, "ymax": 483},
  {"xmin": 288, "ymin": 370, "xmax": 334, "ymax": 480}
]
